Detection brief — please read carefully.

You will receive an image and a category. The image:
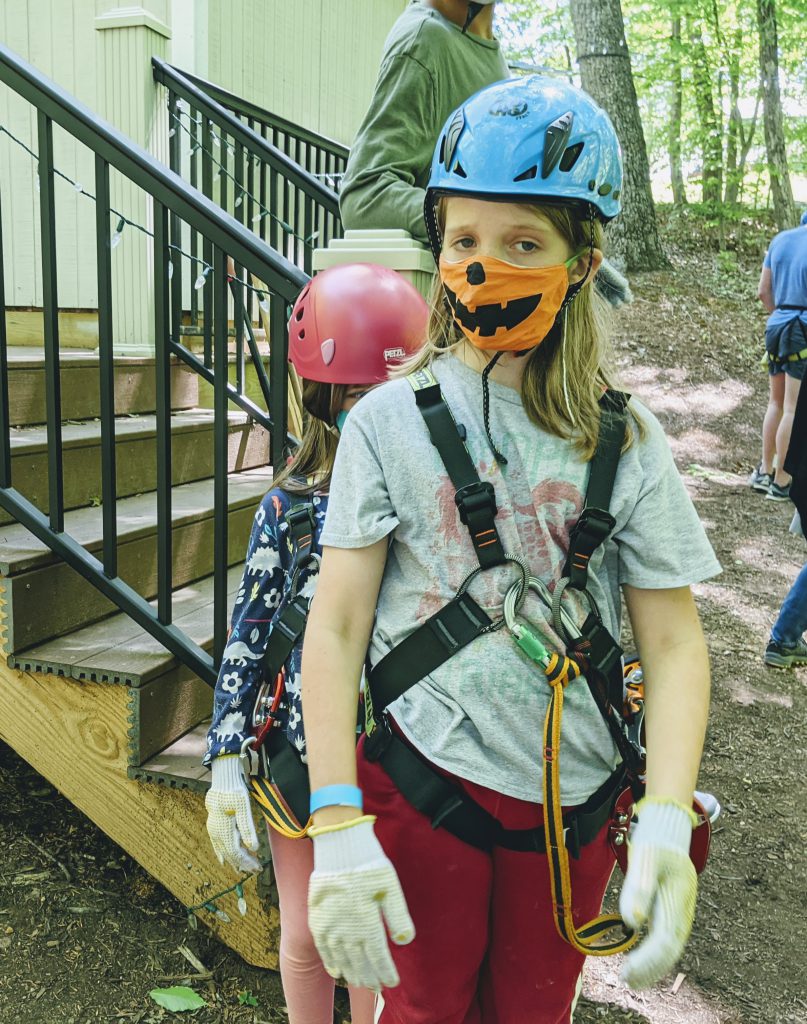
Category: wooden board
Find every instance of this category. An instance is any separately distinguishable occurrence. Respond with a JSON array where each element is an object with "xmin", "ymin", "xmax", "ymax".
[
  {"xmin": 3, "ymin": 411, "xmax": 270, "ymax": 526},
  {"xmin": 6, "ymin": 309, "xmax": 100, "ymax": 349},
  {"xmin": 0, "ymin": 465, "xmax": 273, "ymax": 575},
  {"xmin": 4, "ymin": 504, "xmax": 255, "ymax": 651},
  {"xmin": 133, "ymin": 719, "xmax": 213, "ymax": 788},
  {"xmin": 1, "ymin": 468, "xmax": 271, "ymax": 651},
  {"xmin": 6, "ymin": 348, "xmax": 199, "ymax": 426},
  {"xmin": 7, "ymin": 566, "xmax": 243, "ymax": 686},
  {"xmin": 129, "ymin": 679, "xmax": 213, "ymax": 767},
  {"xmin": 0, "ymin": 659, "xmax": 280, "ymax": 969}
]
